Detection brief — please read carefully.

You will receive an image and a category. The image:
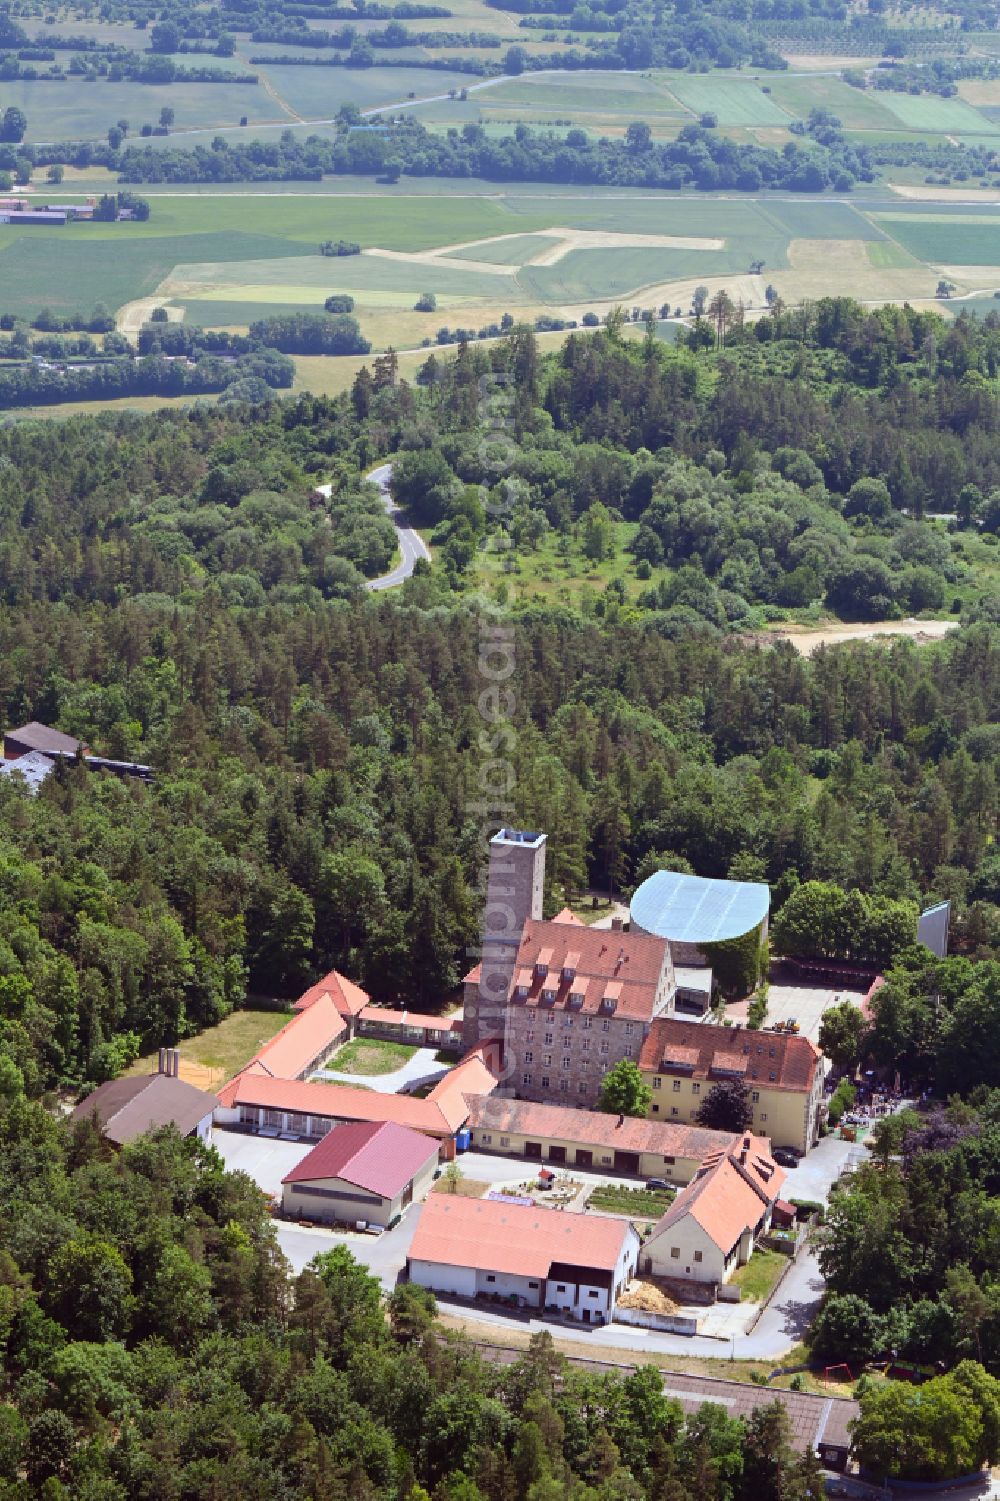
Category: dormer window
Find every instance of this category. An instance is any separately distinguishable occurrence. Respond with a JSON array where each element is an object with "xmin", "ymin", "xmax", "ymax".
[
  {"xmin": 542, "ymin": 987, "xmax": 556, "ymax": 1004},
  {"xmin": 516, "ymin": 984, "xmax": 529, "ymax": 1000}
]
